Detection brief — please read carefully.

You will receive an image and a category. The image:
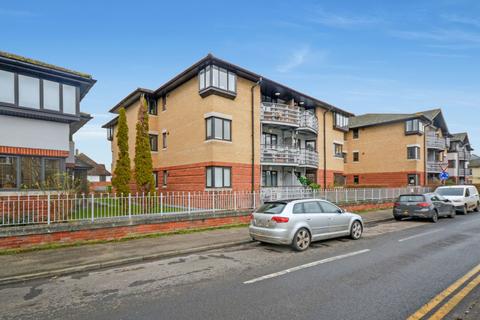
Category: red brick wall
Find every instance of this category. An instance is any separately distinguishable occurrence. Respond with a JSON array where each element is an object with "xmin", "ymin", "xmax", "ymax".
[
  {"xmin": 154, "ymin": 162, "xmax": 261, "ymax": 192},
  {"xmin": 345, "ymin": 171, "xmax": 426, "ymax": 187},
  {"xmin": 343, "ymin": 201, "xmax": 394, "ymax": 212},
  {"xmin": 0, "ymin": 146, "xmax": 69, "ymax": 157},
  {"xmin": 317, "ymin": 170, "xmax": 344, "ymax": 188},
  {"xmin": 0, "ymin": 215, "xmax": 251, "ymax": 250}
]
